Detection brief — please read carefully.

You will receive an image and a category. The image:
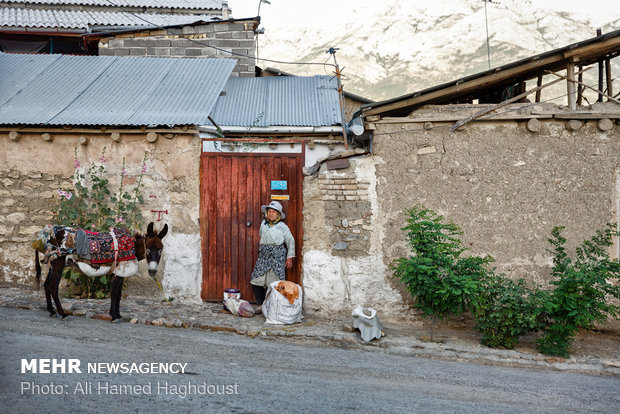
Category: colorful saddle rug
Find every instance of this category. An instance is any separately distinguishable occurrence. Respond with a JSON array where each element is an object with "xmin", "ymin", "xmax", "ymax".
[
  {"xmin": 81, "ymin": 228, "xmax": 136, "ymax": 264},
  {"xmin": 34, "ymin": 225, "xmax": 136, "ymax": 265}
]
